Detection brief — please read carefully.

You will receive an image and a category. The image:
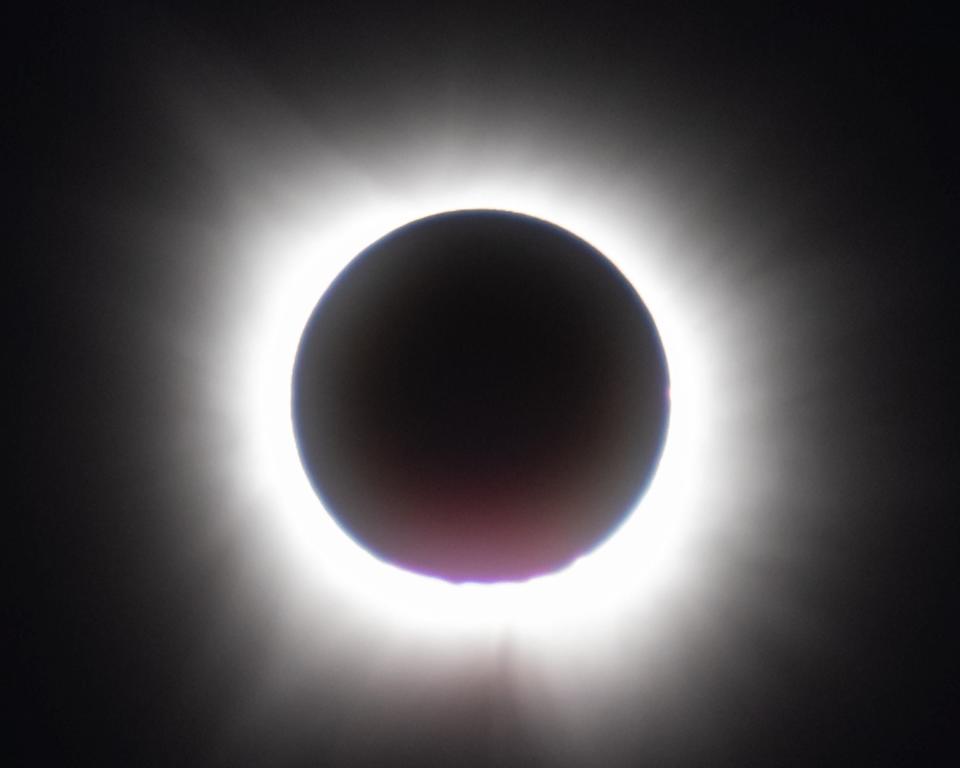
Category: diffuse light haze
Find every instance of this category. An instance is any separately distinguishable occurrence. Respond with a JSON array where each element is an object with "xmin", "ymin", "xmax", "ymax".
[{"xmin": 23, "ymin": 5, "xmax": 950, "ymax": 767}]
